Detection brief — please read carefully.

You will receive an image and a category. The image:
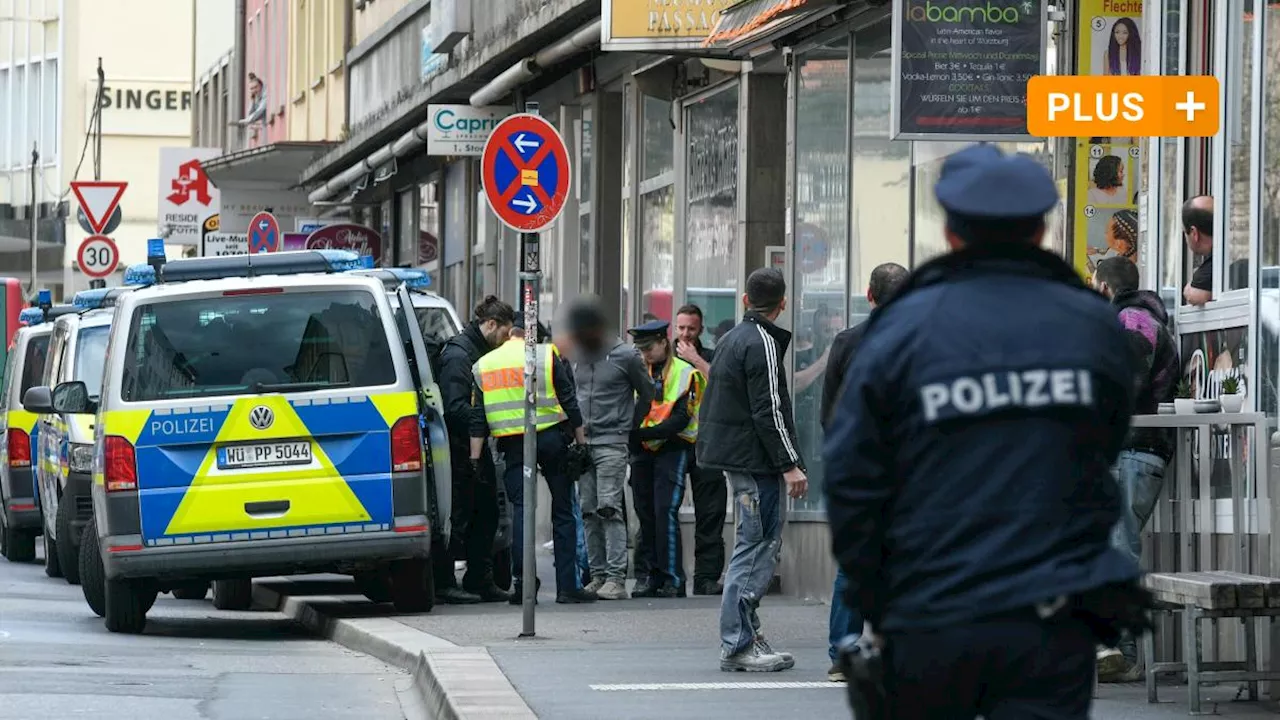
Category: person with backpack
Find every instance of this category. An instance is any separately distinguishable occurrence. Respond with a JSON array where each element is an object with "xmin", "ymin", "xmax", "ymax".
[
  {"xmin": 431, "ymin": 295, "xmax": 517, "ymax": 604},
  {"xmin": 1091, "ymin": 256, "xmax": 1179, "ymax": 683}
]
